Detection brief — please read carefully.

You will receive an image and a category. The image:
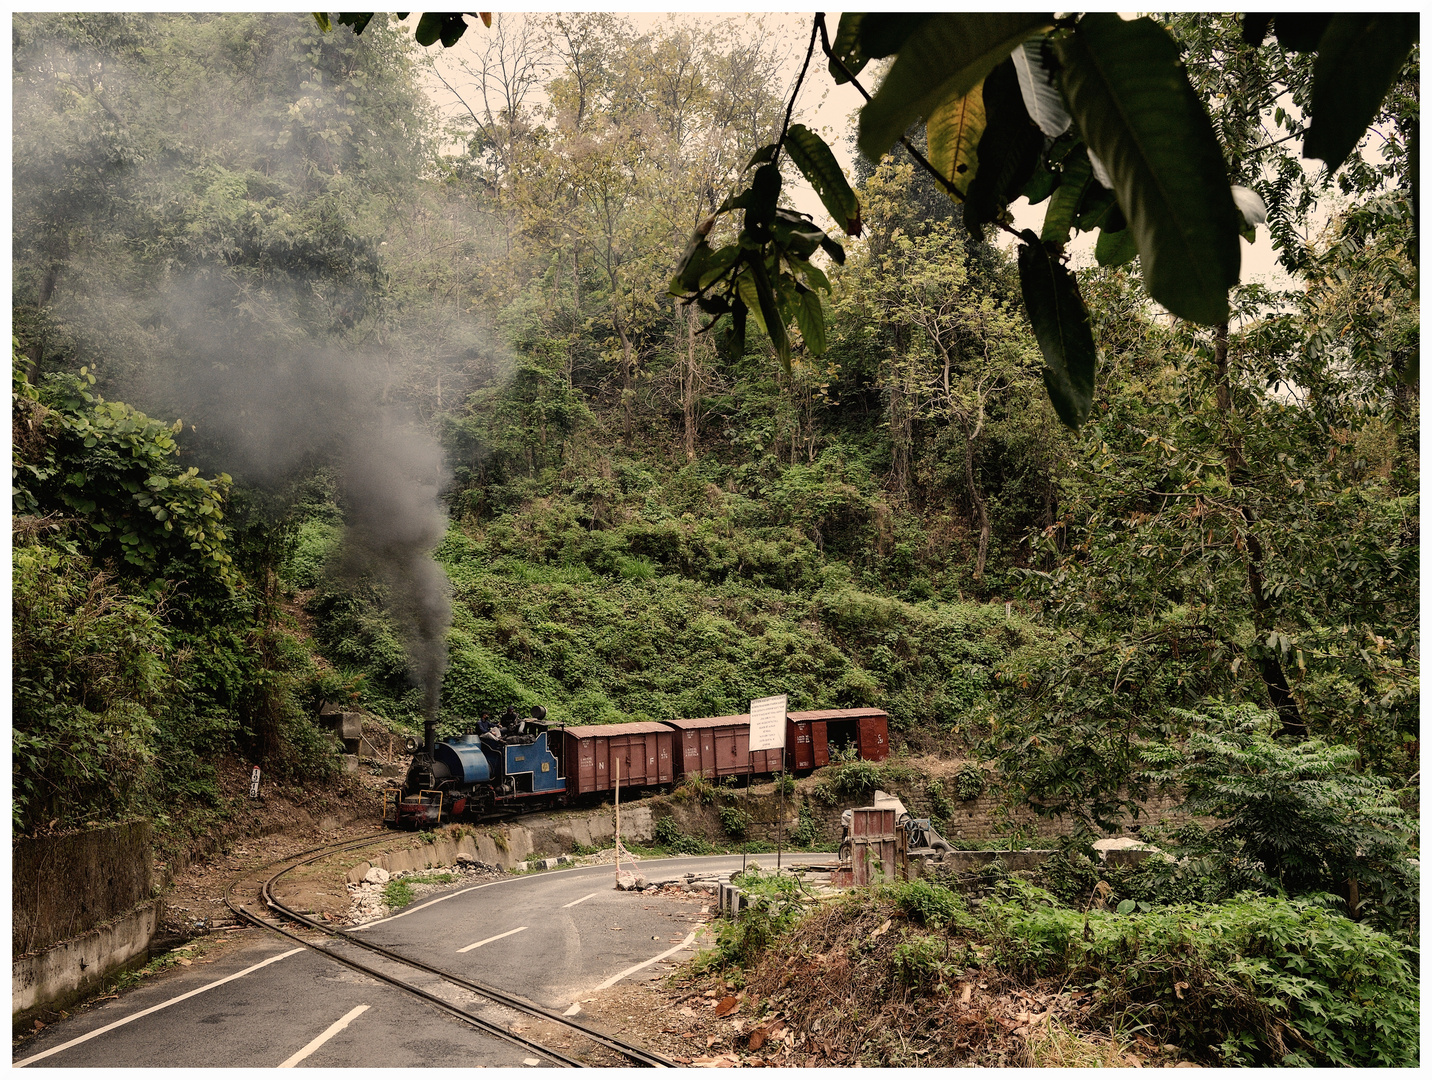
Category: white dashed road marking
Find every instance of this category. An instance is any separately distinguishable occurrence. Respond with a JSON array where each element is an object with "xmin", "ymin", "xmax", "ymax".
[
  {"xmin": 14, "ymin": 948, "xmax": 305, "ymax": 1067},
  {"xmin": 457, "ymin": 926, "xmax": 528, "ymax": 953},
  {"xmin": 277, "ymin": 1004, "xmax": 370, "ymax": 1068},
  {"xmin": 560, "ymin": 891, "xmax": 600, "ymax": 909},
  {"xmin": 591, "ymin": 930, "xmax": 697, "ymax": 991}
]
